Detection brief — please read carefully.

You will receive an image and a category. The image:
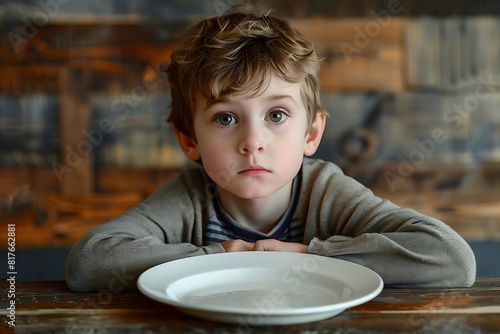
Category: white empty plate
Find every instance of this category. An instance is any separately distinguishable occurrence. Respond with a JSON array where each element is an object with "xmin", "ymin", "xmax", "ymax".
[{"xmin": 137, "ymin": 252, "xmax": 383, "ymax": 325}]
